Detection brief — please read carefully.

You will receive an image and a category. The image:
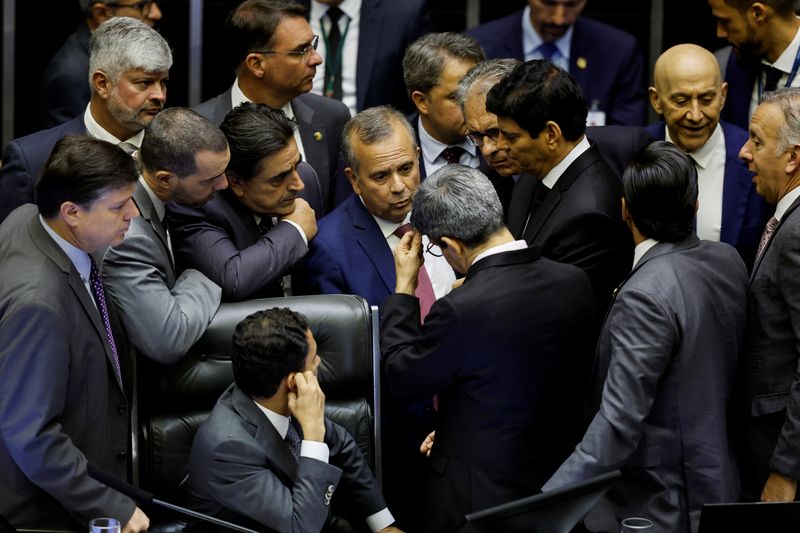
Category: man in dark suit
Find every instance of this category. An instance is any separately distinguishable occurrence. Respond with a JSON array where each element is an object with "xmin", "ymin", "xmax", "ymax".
[
  {"xmin": 738, "ymin": 87, "xmax": 800, "ymax": 503},
  {"xmin": 300, "ymin": 0, "xmax": 431, "ymax": 115},
  {"xmin": 188, "ymin": 307, "xmax": 400, "ymax": 532},
  {"xmin": 0, "ymin": 137, "xmax": 147, "ymax": 531},
  {"xmin": 194, "ymin": 0, "xmax": 350, "ymax": 213},
  {"xmin": 487, "ymin": 60, "xmax": 632, "ymax": 316},
  {"xmin": 1, "ymin": 16, "xmax": 171, "ymax": 222},
  {"xmin": 543, "ymin": 142, "xmax": 749, "ymax": 533},
  {"xmin": 40, "ymin": 0, "xmax": 163, "ymax": 128},
  {"xmin": 382, "ymin": 164, "xmax": 595, "ymax": 533},
  {"xmin": 167, "ymin": 103, "xmax": 319, "ymax": 302},
  {"xmin": 403, "ymin": 32, "xmax": 486, "ymax": 180},
  {"xmin": 648, "ymin": 44, "xmax": 769, "ymax": 270},
  {"xmin": 709, "ymin": 0, "xmax": 800, "ymax": 130},
  {"xmin": 467, "ymin": 0, "xmax": 646, "ymax": 126}
]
